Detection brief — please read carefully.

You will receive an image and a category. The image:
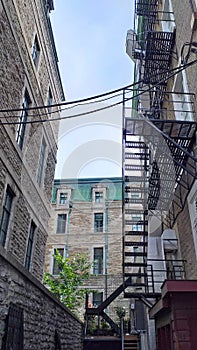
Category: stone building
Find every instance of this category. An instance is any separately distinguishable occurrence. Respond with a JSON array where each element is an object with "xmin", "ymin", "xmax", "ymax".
[
  {"xmin": 0, "ymin": 1, "xmax": 83, "ymax": 348},
  {"xmin": 124, "ymin": 1, "xmax": 197, "ymax": 349},
  {"xmin": 45, "ymin": 177, "xmax": 130, "ymax": 325}
]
